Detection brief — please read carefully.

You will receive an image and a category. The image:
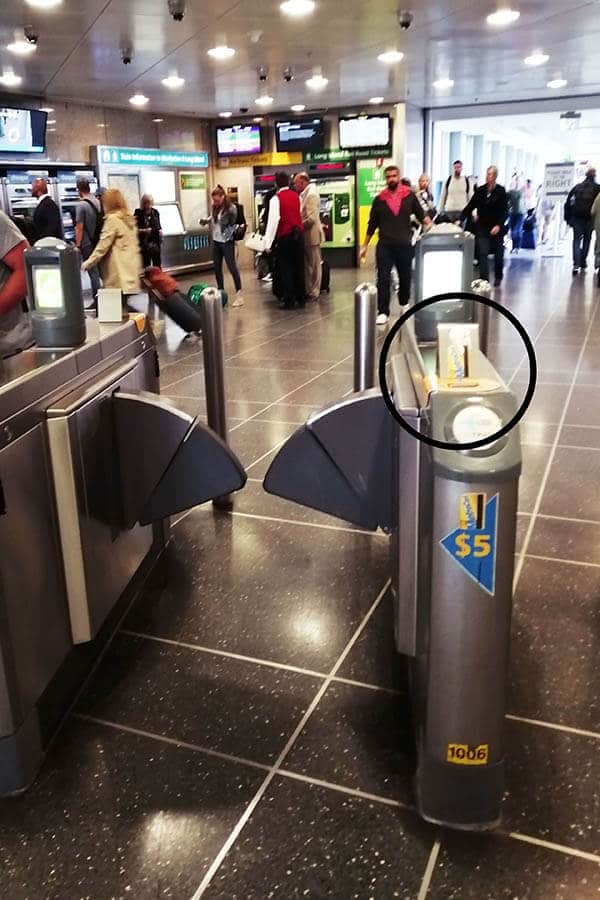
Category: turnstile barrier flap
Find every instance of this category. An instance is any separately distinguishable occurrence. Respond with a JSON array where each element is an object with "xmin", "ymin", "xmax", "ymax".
[{"xmin": 263, "ymin": 391, "xmax": 394, "ymax": 532}]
